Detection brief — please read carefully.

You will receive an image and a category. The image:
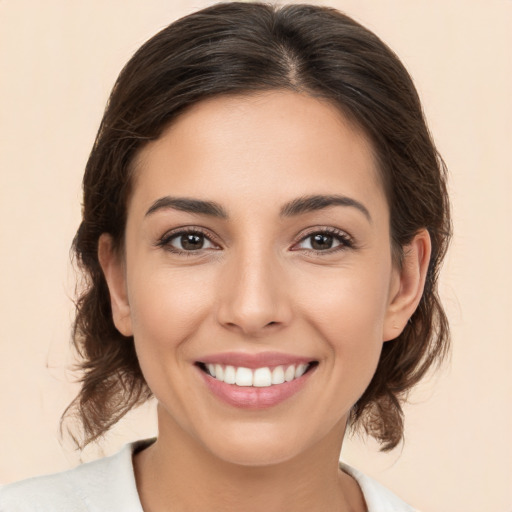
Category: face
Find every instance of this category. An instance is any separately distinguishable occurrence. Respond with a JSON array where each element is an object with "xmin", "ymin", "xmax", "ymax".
[{"xmin": 101, "ymin": 91, "xmax": 426, "ymax": 467}]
